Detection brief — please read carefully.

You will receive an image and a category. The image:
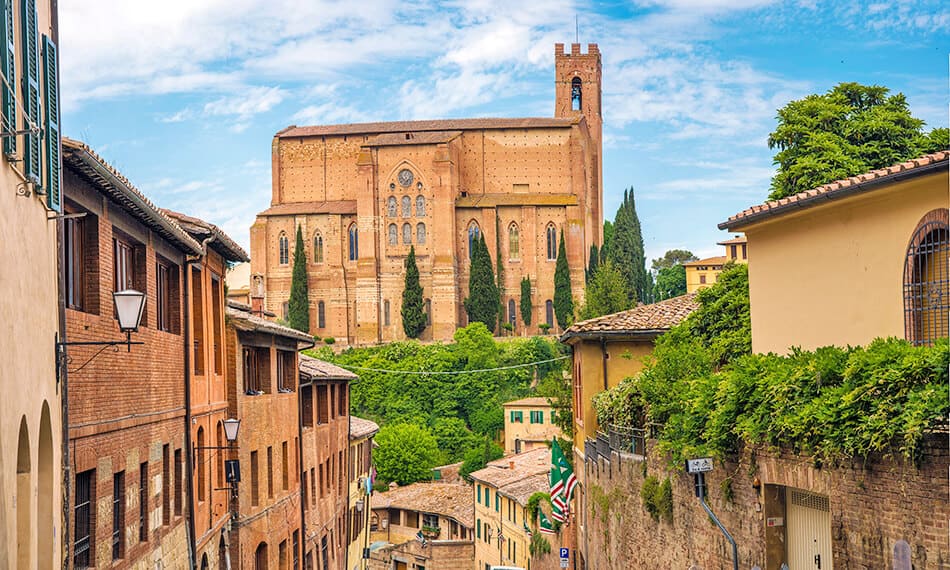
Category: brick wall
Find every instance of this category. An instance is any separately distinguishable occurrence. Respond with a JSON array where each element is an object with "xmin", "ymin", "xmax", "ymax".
[{"xmin": 579, "ymin": 435, "xmax": 949, "ymax": 570}]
